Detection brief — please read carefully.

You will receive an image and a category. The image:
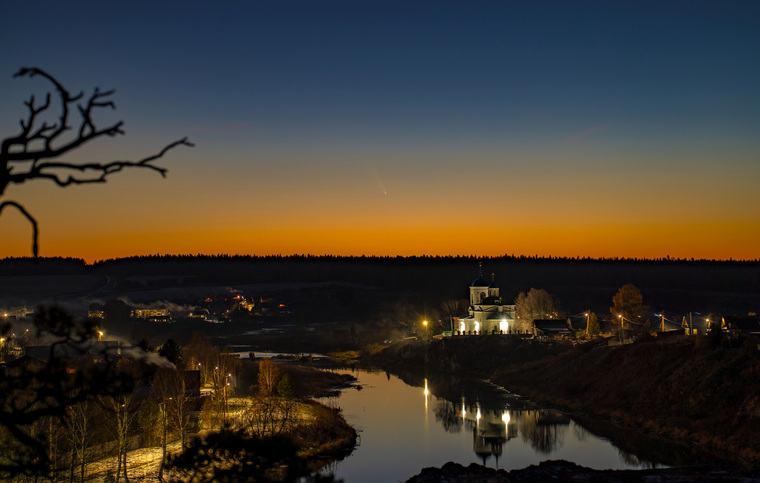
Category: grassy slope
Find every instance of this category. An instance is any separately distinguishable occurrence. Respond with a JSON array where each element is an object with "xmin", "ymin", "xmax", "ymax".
[{"xmin": 491, "ymin": 335, "xmax": 760, "ymax": 462}]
